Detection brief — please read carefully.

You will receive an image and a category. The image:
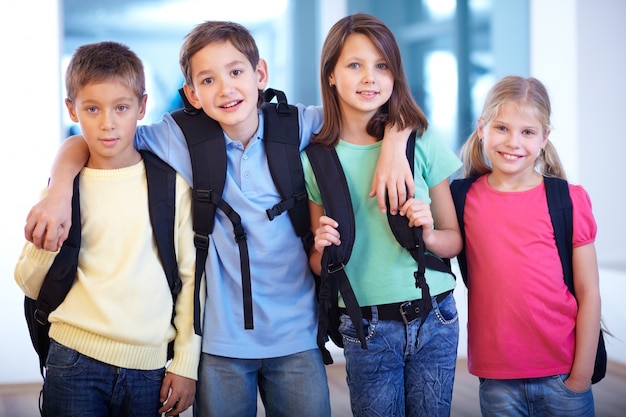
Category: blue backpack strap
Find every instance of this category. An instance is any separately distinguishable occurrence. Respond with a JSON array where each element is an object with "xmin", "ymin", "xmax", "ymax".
[
  {"xmin": 25, "ymin": 175, "xmax": 81, "ymax": 376},
  {"xmin": 449, "ymin": 177, "xmax": 478, "ymax": 286},
  {"xmin": 305, "ymin": 143, "xmax": 365, "ymax": 362},
  {"xmin": 263, "ymin": 88, "xmax": 313, "ymax": 253},
  {"xmin": 171, "ymin": 90, "xmax": 253, "ymax": 331}
]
